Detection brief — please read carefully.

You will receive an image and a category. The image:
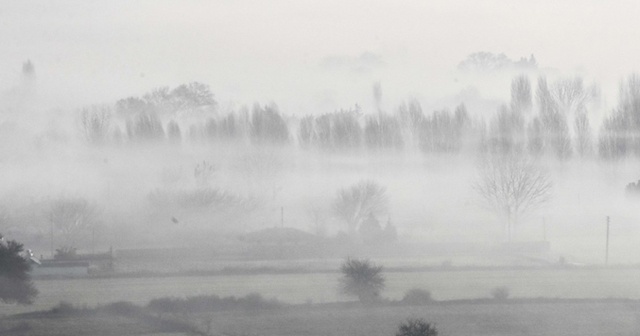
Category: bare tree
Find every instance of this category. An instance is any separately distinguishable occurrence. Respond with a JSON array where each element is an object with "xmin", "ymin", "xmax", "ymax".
[
  {"xmin": 526, "ymin": 117, "xmax": 544, "ymax": 156},
  {"xmin": 537, "ymin": 77, "xmax": 572, "ymax": 160},
  {"xmin": 474, "ymin": 153, "xmax": 552, "ymax": 241},
  {"xmin": 78, "ymin": 105, "xmax": 112, "ymax": 145},
  {"xmin": 574, "ymin": 112, "xmax": 593, "ymax": 157},
  {"xmin": 333, "ymin": 180, "xmax": 388, "ymax": 235},
  {"xmin": 48, "ymin": 197, "xmax": 100, "ymax": 253},
  {"xmin": 510, "ymin": 75, "xmax": 532, "ymax": 114},
  {"xmin": 552, "ymin": 77, "xmax": 590, "ymax": 117},
  {"xmin": 395, "ymin": 99, "xmax": 424, "ymax": 150}
]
